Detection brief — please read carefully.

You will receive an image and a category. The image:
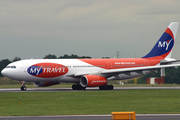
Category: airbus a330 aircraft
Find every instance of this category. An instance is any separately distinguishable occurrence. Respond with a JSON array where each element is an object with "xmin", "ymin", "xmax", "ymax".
[{"xmin": 1, "ymin": 22, "xmax": 180, "ymax": 91}]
